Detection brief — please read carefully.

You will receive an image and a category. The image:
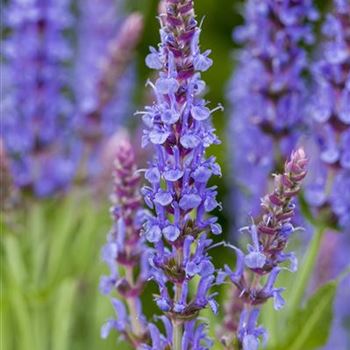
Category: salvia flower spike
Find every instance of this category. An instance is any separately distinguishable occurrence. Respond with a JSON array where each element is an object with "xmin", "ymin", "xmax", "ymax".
[
  {"xmin": 306, "ymin": 0, "xmax": 350, "ymax": 230},
  {"xmin": 220, "ymin": 149, "xmax": 308, "ymax": 349},
  {"xmin": 229, "ymin": 0, "xmax": 317, "ymax": 226},
  {"xmin": 2, "ymin": 0, "xmax": 75, "ymax": 196},
  {"xmin": 76, "ymin": 6, "xmax": 143, "ymax": 145},
  {"xmin": 100, "ymin": 136, "xmax": 149, "ymax": 347},
  {"xmin": 139, "ymin": 0, "xmax": 222, "ymax": 348}
]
